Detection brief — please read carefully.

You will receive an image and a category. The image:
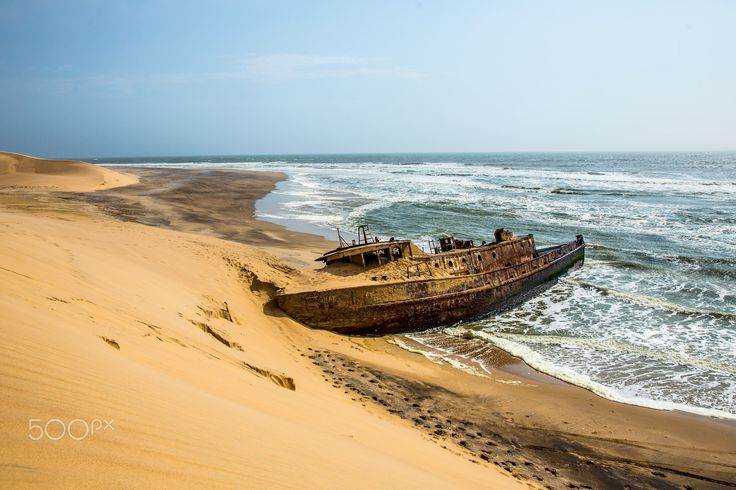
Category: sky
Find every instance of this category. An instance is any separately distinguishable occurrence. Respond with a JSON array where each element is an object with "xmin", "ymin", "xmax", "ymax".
[{"xmin": 0, "ymin": 0, "xmax": 734, "ymax": 157}]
